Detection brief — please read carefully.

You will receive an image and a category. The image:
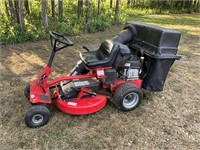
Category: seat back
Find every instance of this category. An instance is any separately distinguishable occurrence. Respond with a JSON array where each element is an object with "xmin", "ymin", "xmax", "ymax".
[
  {"xmin": 97, "ymin": 40, "xmax": 114, "ymax": 60},
  {"xmin": 80, "ymin": 40, "xmax": 131, "ymax": 69},
  {"xmin": 113, "ymin": 43, "xmax": 131, "ymax": 68},
  {"xmin": 95, "ymin": 40, "xmax": 131, "ymax": 68}
]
